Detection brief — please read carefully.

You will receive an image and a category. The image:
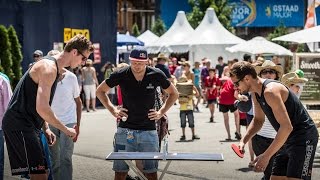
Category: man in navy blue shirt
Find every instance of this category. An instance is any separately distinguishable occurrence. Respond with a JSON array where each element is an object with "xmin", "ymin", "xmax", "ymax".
[{"xmin": 96, "ymin": 47, "xmax": 178, "ymax": 180}]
